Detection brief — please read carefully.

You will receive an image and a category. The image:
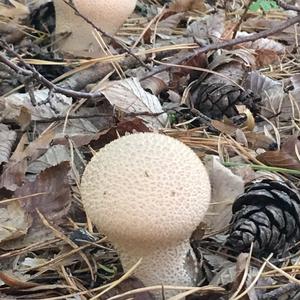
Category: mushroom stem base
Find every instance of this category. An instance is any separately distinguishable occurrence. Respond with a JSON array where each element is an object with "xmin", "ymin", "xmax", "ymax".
[{"xmin": 117, "ymin": 239, "xmax": 198, "ymax": 298}]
